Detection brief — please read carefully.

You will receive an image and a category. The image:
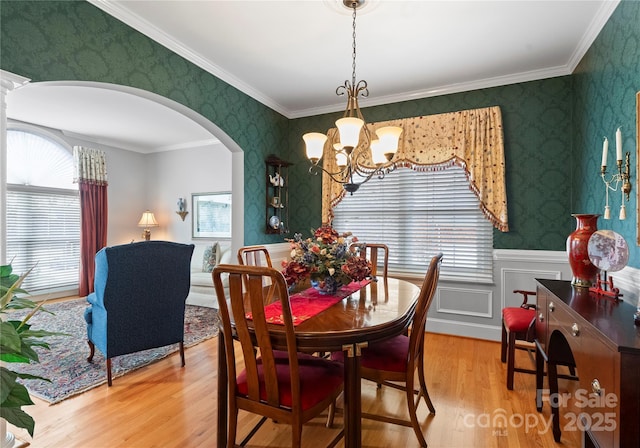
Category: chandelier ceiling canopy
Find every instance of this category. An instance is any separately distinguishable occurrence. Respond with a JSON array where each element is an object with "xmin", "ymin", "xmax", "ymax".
[{"xmin": 303, "ymin": 0, "xmax": 402, "ymax": 194}]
